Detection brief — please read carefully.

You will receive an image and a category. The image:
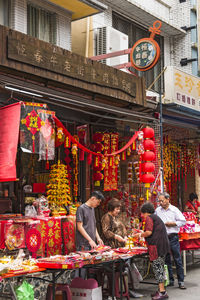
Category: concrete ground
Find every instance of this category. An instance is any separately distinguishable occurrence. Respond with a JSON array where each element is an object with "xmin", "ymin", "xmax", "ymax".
[{"xmin": 132, "ymin": 251, "xmax": 200, "ymax": 300}]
